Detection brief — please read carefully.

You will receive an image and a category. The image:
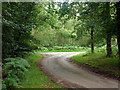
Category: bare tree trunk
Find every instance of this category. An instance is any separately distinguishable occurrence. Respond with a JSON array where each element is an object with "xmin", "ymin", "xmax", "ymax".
[
  {"xmin": 116, "ymin": 2, "xmax": 120, "ymax": 66},
  {"xmin": 91, "ymin": 26, "xmax": 94, "ymax": 53},
  {"xmin": 104, "ymin": 2, "xmax": 112, "ymax": 57},
  {"xmin": 117, "ymin": 34, "xmax": 120, "ymax": 59},
  {"xmin": 106, "ymin": 34, "xmax": 112, "ymax": 57}
]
